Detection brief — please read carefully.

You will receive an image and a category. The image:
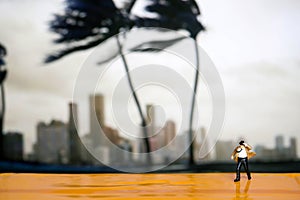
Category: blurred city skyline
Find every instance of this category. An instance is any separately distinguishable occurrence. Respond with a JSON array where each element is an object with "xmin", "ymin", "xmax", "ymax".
[
  {"xmin": 3, "ymin": 94, "xmax": 297, "ymax": 164},
  {"xmin": 0, "ymin": 0, "xmax": 299, "ymax": 157}
]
